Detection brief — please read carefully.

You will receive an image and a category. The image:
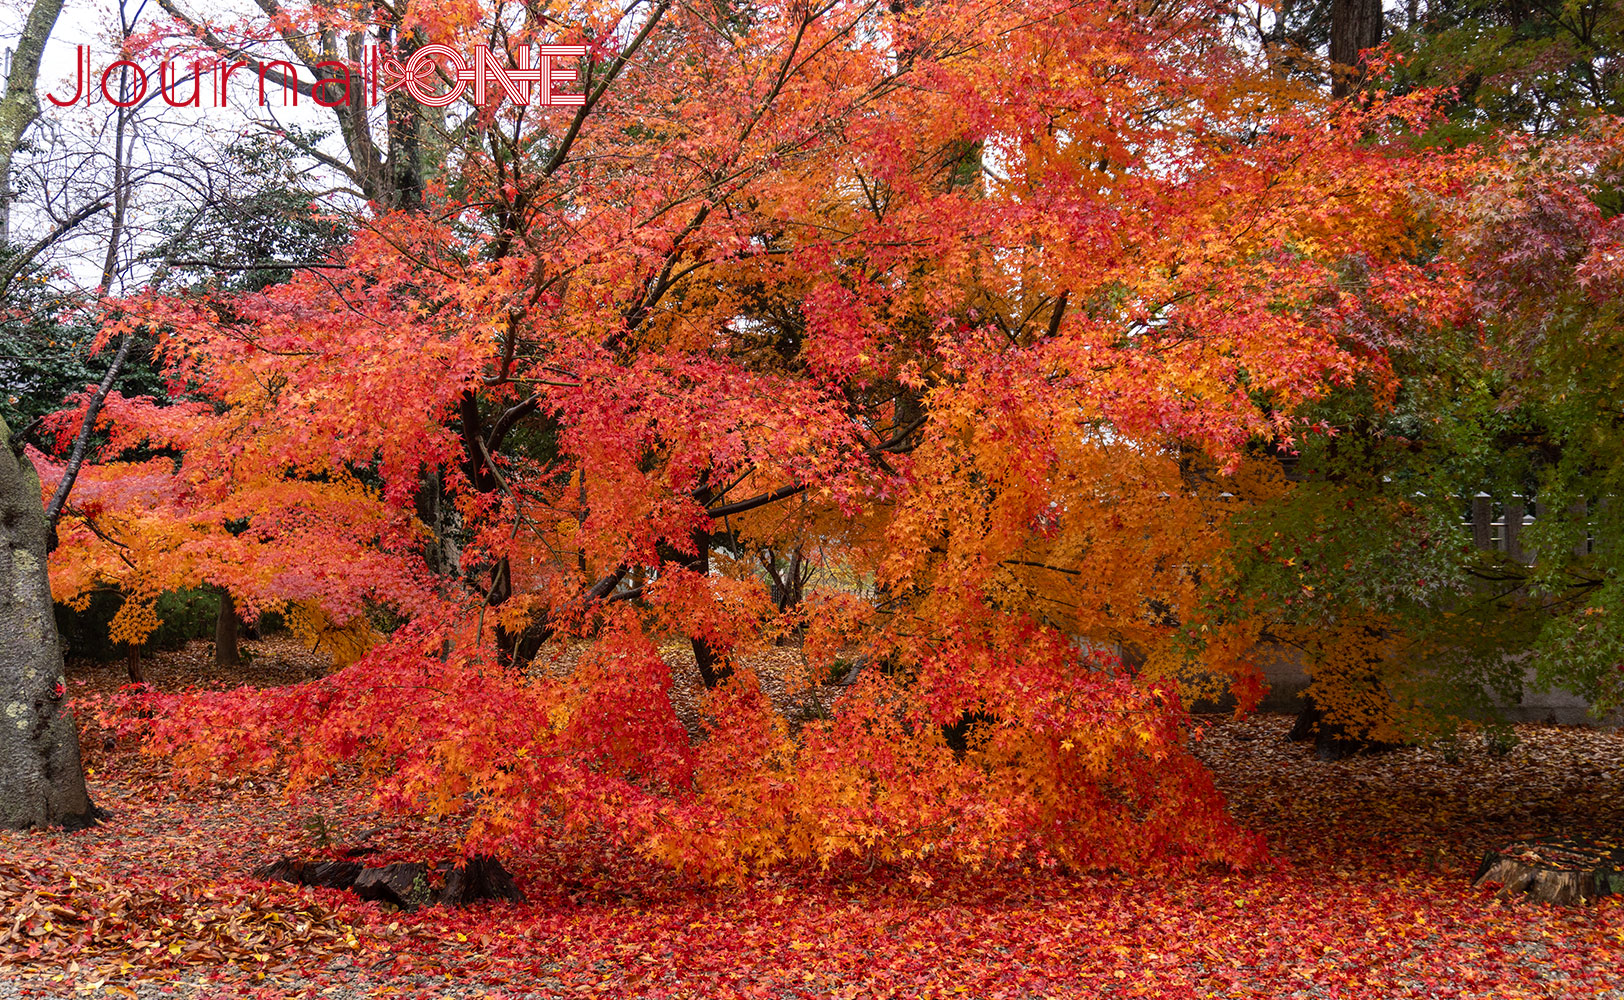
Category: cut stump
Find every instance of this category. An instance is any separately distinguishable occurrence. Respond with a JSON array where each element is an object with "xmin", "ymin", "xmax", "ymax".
[
  {"xmin": 256, "ymin": 854, "xmax": 524, "ymax": 909},
  {"xmin": 1473, "ymin": 837, "xmax": 1624, "ymax": 905},
  {"xmin": 441, "ymin": 854, "xmax": 526, "ymax": 905},
  {"xmin": 253, "ymin": 859, "xmax": 364, "ymax": 890},
  {"xmin": 354, "ymin": 862, "xmax": 435, "ymax": 909}
]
